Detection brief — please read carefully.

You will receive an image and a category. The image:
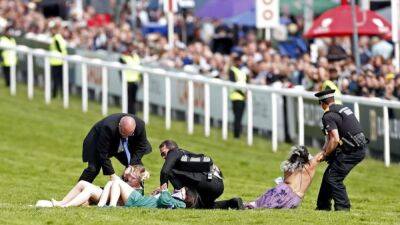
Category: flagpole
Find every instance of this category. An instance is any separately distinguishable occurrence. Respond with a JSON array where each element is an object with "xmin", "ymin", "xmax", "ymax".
[
  {"xmin": 351, "ymin": 0, "xmax": 361, "ymax": 73},
  {"xmin": 303, "ymin": 0, "xmax": 314, "ymax": 33},
  {"xmin": 168, "ymin": 11, "xmax": 174, "ymax": 48},
  {"xmin": 392, "ymin": 0, "xmax": 400, "ymax": 72}
]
